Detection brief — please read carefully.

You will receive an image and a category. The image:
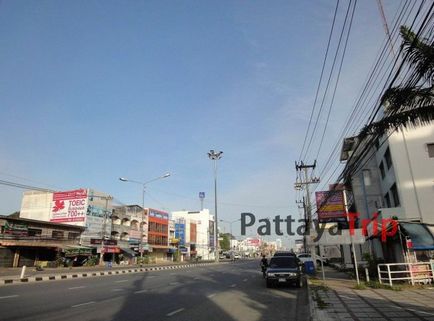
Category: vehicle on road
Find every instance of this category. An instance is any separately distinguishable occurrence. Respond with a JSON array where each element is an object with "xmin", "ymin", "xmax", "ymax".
[
  {"xmin": 265, "ymin": 256, "xmax": 304, "ymax": 288},
  {"xmin": 273, "ymin": 251, "xmax": 296, "ymax": 257},
  {"xmin": 230, "ymin": 252, "xmax": 241, "ymax": 260}
]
